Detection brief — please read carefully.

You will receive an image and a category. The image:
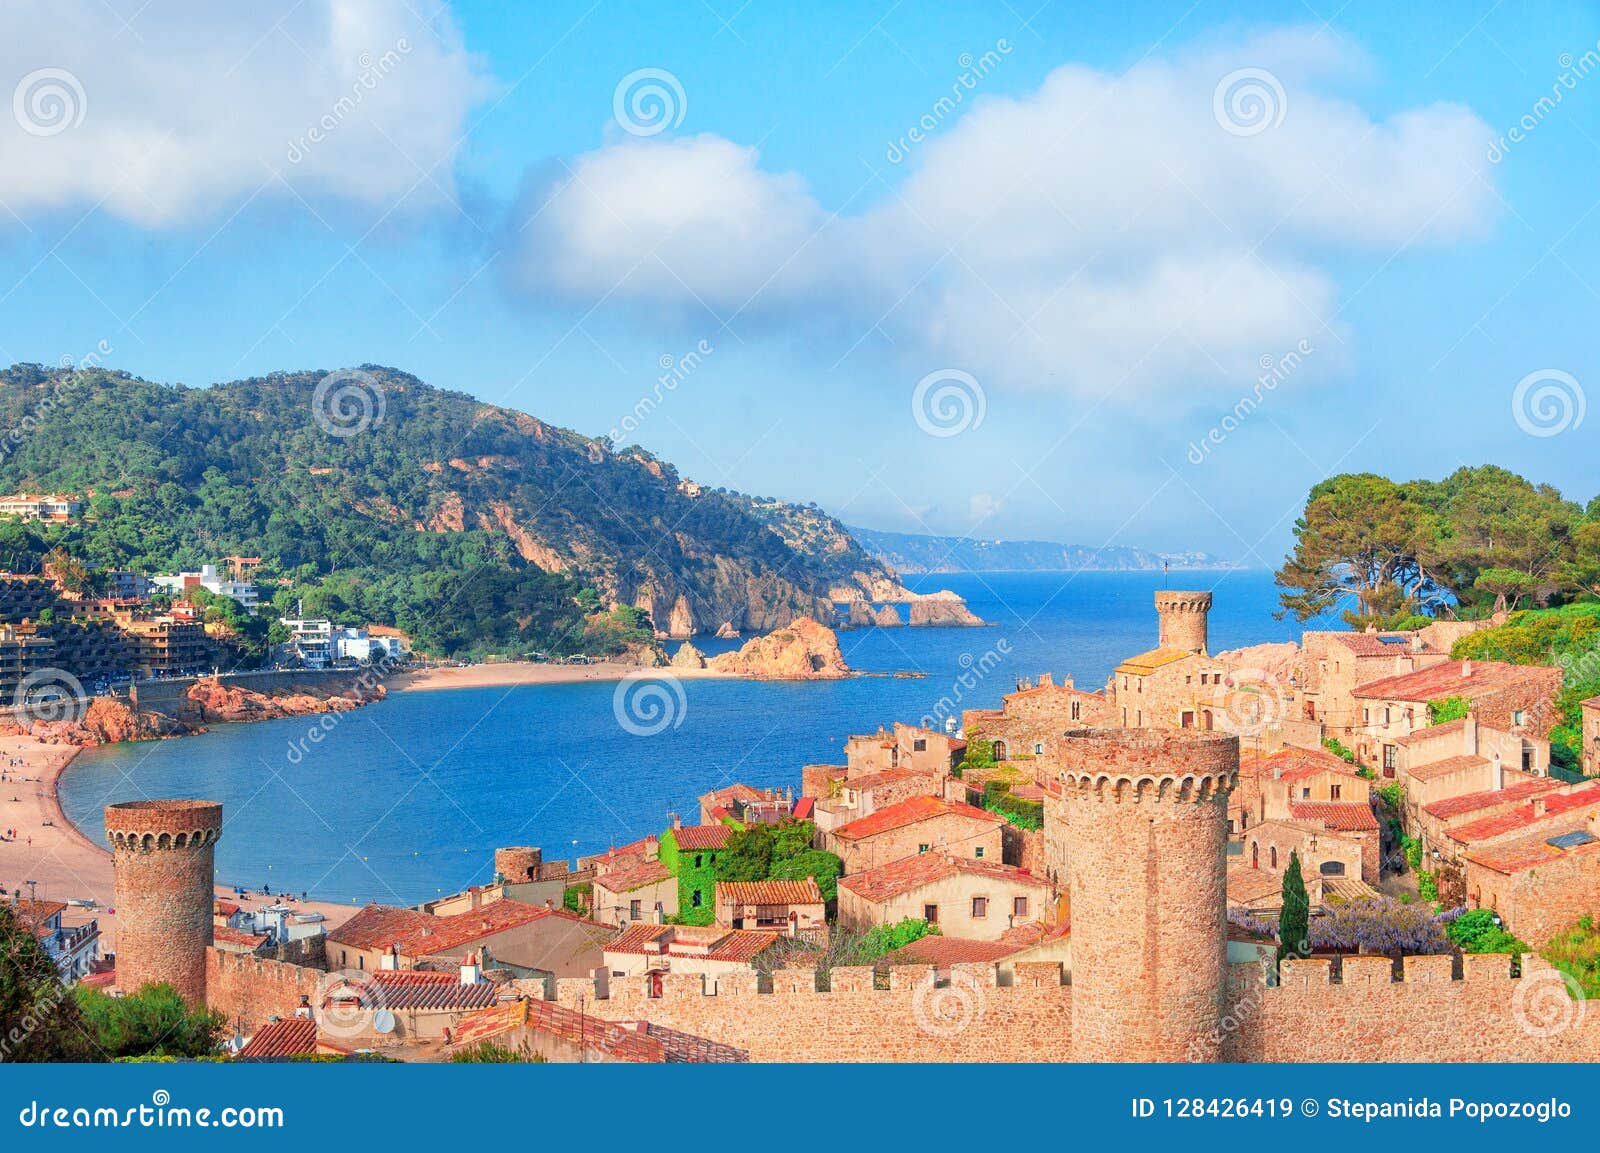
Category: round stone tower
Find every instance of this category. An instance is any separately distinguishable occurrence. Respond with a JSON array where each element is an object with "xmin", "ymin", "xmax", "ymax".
[
  {"xmin": 494, "ymin": 846, "xmax": 543, "ymax": 883},
  {"xmin": 1058, "ymin": 729, "xmax": 1236, "ymax": 1062},
  {"xmin": 105, "ymin": 799, "xmax": 222, "ymax": 1004},
  {"xmin": 1155, "ymin": 590, "xmax": 1212, "ymax": 655}
]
